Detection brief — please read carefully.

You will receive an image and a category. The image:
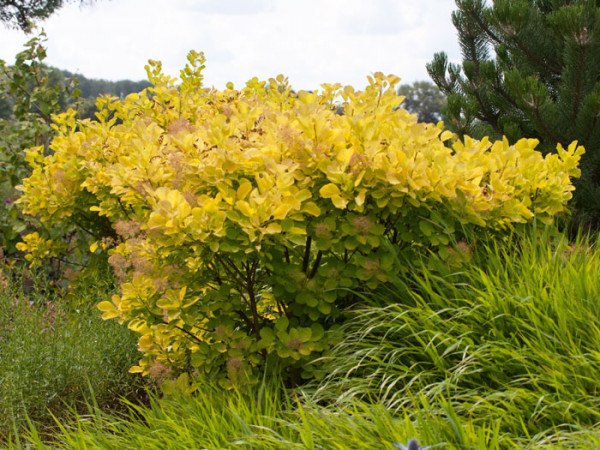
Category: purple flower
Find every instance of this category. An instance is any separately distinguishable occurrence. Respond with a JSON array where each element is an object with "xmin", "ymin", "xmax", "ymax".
[{"xmin": 393, "ymin": 438, "xmax": 432, "ymax": 450}]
